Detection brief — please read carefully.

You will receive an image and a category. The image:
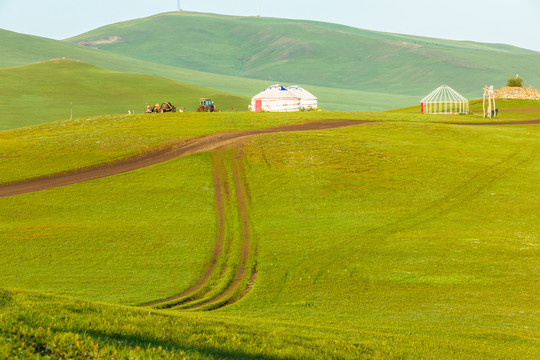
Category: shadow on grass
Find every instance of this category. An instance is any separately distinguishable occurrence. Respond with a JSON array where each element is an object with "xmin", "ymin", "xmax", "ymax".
[{"xmin": 61, "ymin": 327, "xmax": 292, "ymax": 360}]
